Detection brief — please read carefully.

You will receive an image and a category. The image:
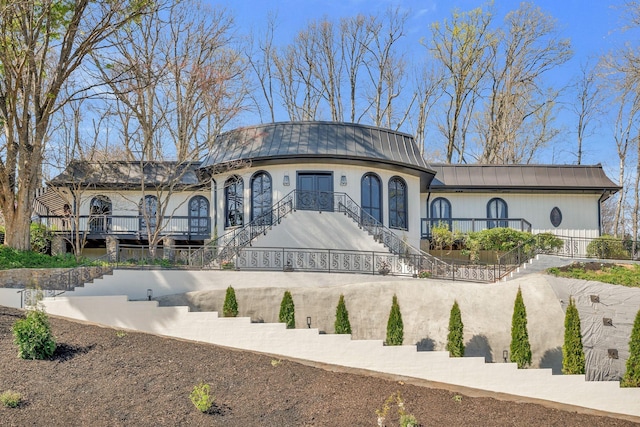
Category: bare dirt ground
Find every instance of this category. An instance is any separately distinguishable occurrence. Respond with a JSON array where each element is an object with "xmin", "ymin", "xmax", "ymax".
[{"xmin": 1, "ymin": 305, "xmax": 638, "ymax": 426}]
